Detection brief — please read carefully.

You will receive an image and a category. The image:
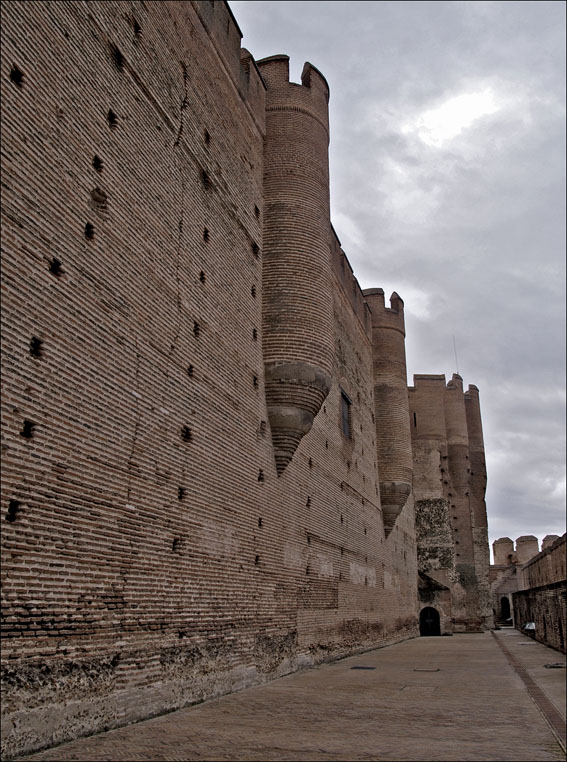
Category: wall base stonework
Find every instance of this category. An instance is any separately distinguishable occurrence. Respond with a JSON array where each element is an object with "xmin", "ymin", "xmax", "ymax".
[{"xmin": 513, "ymin": 581, "xmax": 567, "ymax": 654}]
